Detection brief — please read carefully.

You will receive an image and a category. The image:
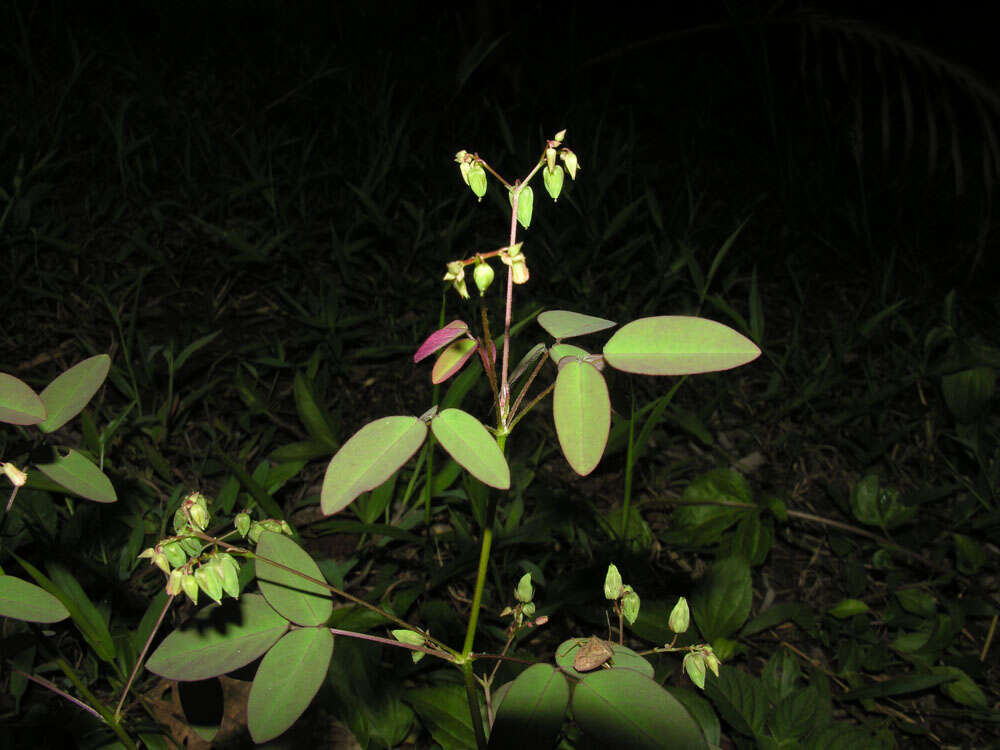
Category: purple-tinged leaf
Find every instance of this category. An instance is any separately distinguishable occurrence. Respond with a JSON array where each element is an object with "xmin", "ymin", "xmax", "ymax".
[{"xmin": 414, "ymin": 320, "xmax": 469, "ymax": 363}]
